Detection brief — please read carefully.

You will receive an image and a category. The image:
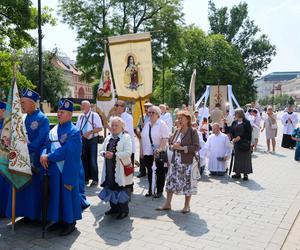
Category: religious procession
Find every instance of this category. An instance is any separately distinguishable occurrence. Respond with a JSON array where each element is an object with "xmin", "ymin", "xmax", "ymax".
[{"xmin": 0, "ymin": 32, "xmax": 299, "ymax": 241}]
